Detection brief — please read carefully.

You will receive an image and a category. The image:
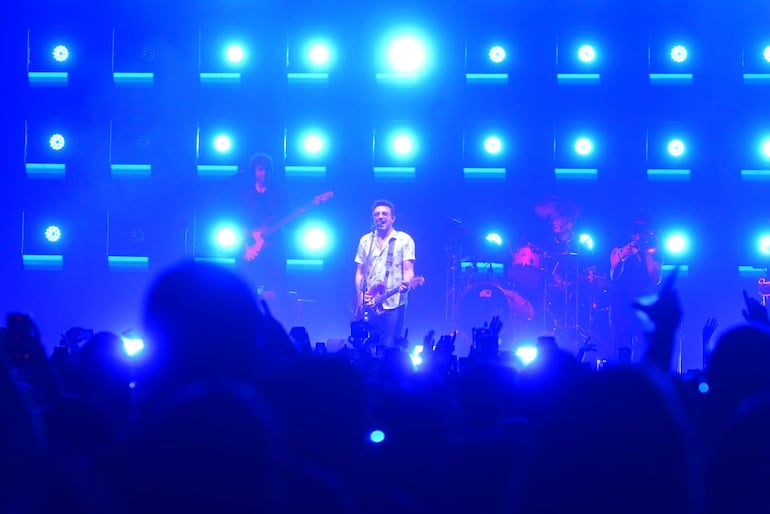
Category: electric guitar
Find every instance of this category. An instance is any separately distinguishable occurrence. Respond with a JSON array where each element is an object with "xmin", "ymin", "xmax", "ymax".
[
  {"xmin": 354, "ymin": 276, "xmax": 425, "ymax": 322},
  {"xmin": 244, "ymin": 191, "xmax": 334, "ymax": 261}
]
